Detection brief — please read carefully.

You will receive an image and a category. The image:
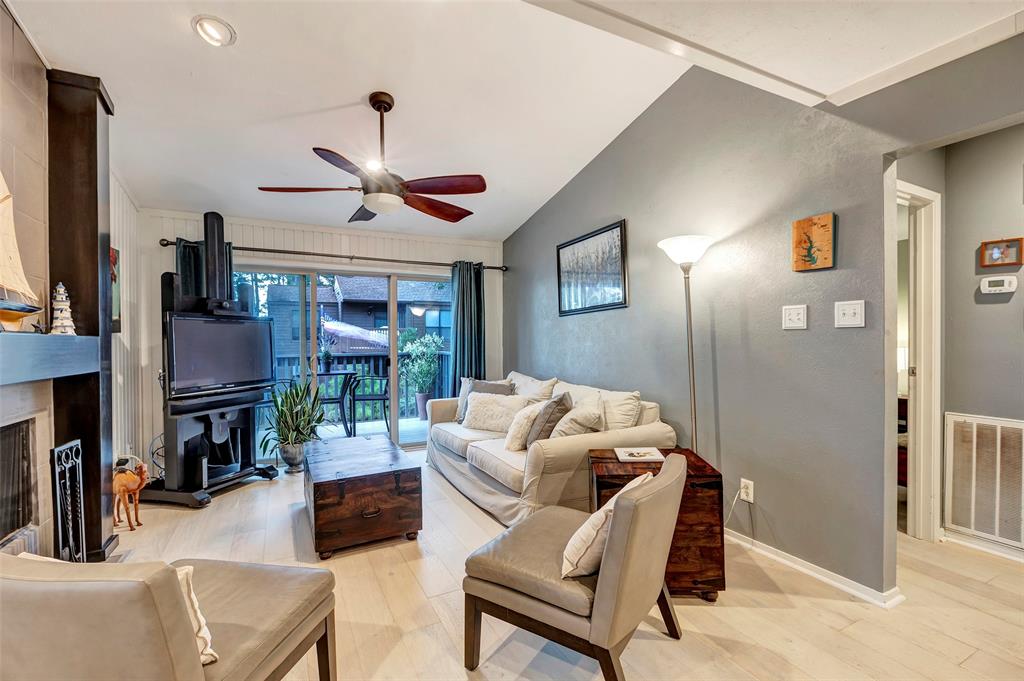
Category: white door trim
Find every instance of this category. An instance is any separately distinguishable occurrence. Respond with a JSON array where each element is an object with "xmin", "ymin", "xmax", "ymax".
[{"xmin": 897, "ymin": 180, "xmax": 943, "ymax": 542}]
